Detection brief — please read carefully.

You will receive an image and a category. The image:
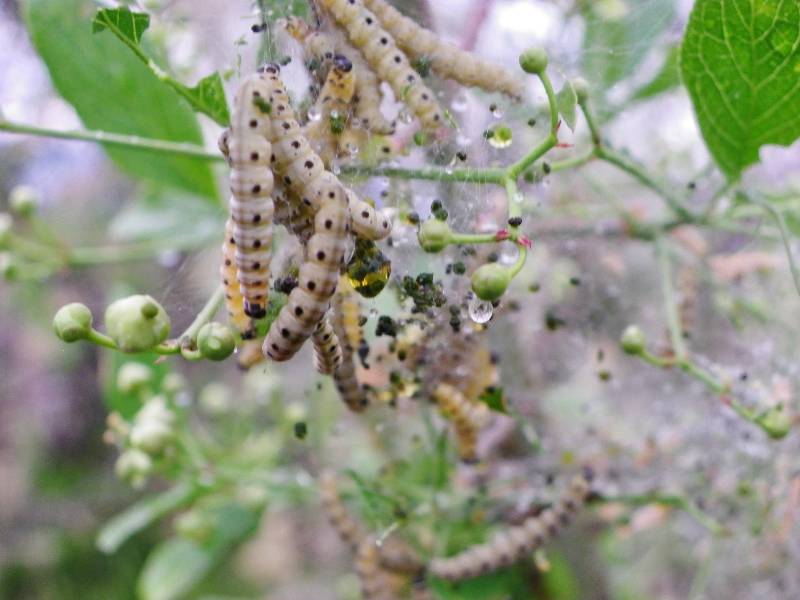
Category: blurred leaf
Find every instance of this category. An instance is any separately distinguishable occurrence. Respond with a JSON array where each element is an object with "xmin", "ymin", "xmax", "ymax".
[
  {"xmin": 541, "ymin": 551, "xmax": 581, "ymax": 600},
  {"xmin": 581, "ymin": 0, "xmax": 675, "ymax": 91},
  {"xmin": 102, "ymin": 352, "xmax": 171, "ymax": 418},
  {"xmin": 108, "ymin": 194, "xmax": 223, "ymax": 244},
  {"xmin": 97, "ymin": 482, "xmax": 202, "ymax": 554},
  {"xmin": 478, "ymin": 387, "xmax": 508, "ymax": 415},
  {"xmin": 430, "ymin": 565, "xmax": 531, "ymax": 600},
  {"xmin": 681, "ymin": 0, "xmax": 800, "ymax": 179},
  {"xmin": 629, "ymin": 45, "xmax": 681, "ymax": 103},
  {"xmin": 138, "ymin": 504, "xmax": 260, "ymax": 600},
  {"xmin": 23, "ymin": 0, "xmax": 218, "ymax": 200},
  {"xmin": 556, "ymin": 81, "xmax": 578, "ymax": 131},
  {"xmin": 92, "ymin": 7, "xmax": 230, "ymax": 126}
]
